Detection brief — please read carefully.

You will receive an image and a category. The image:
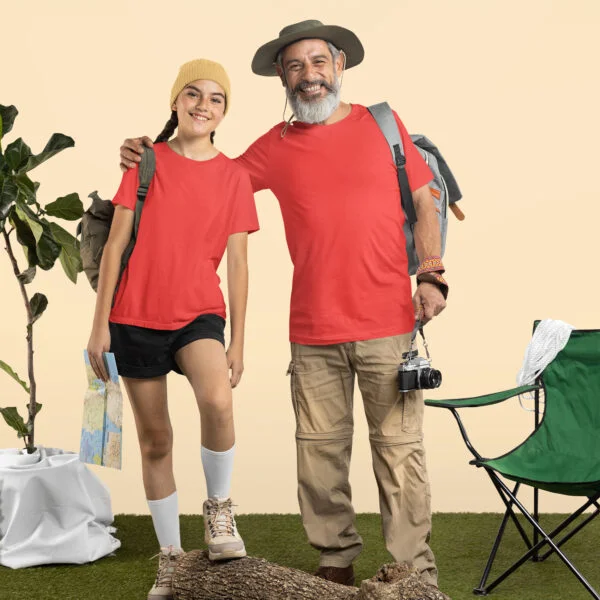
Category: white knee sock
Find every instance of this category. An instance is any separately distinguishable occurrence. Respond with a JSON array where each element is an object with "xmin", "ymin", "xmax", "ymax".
[
  {"xmin": 201, "ymin": 445, "xmax": 235, "ymax": 499},
  {"xmin": 147, "ymin": 491, "xmax": 181, "ymax": 549}
]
